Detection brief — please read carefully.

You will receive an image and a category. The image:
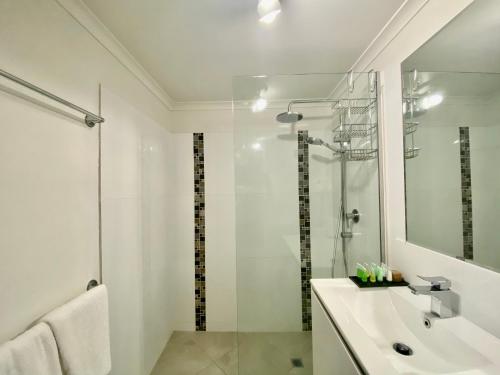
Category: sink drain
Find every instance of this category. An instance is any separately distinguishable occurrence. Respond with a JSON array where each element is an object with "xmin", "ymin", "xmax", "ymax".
[{"xmin": 393, "ymin": 342, "xmax": 413, "ymax": 356}]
